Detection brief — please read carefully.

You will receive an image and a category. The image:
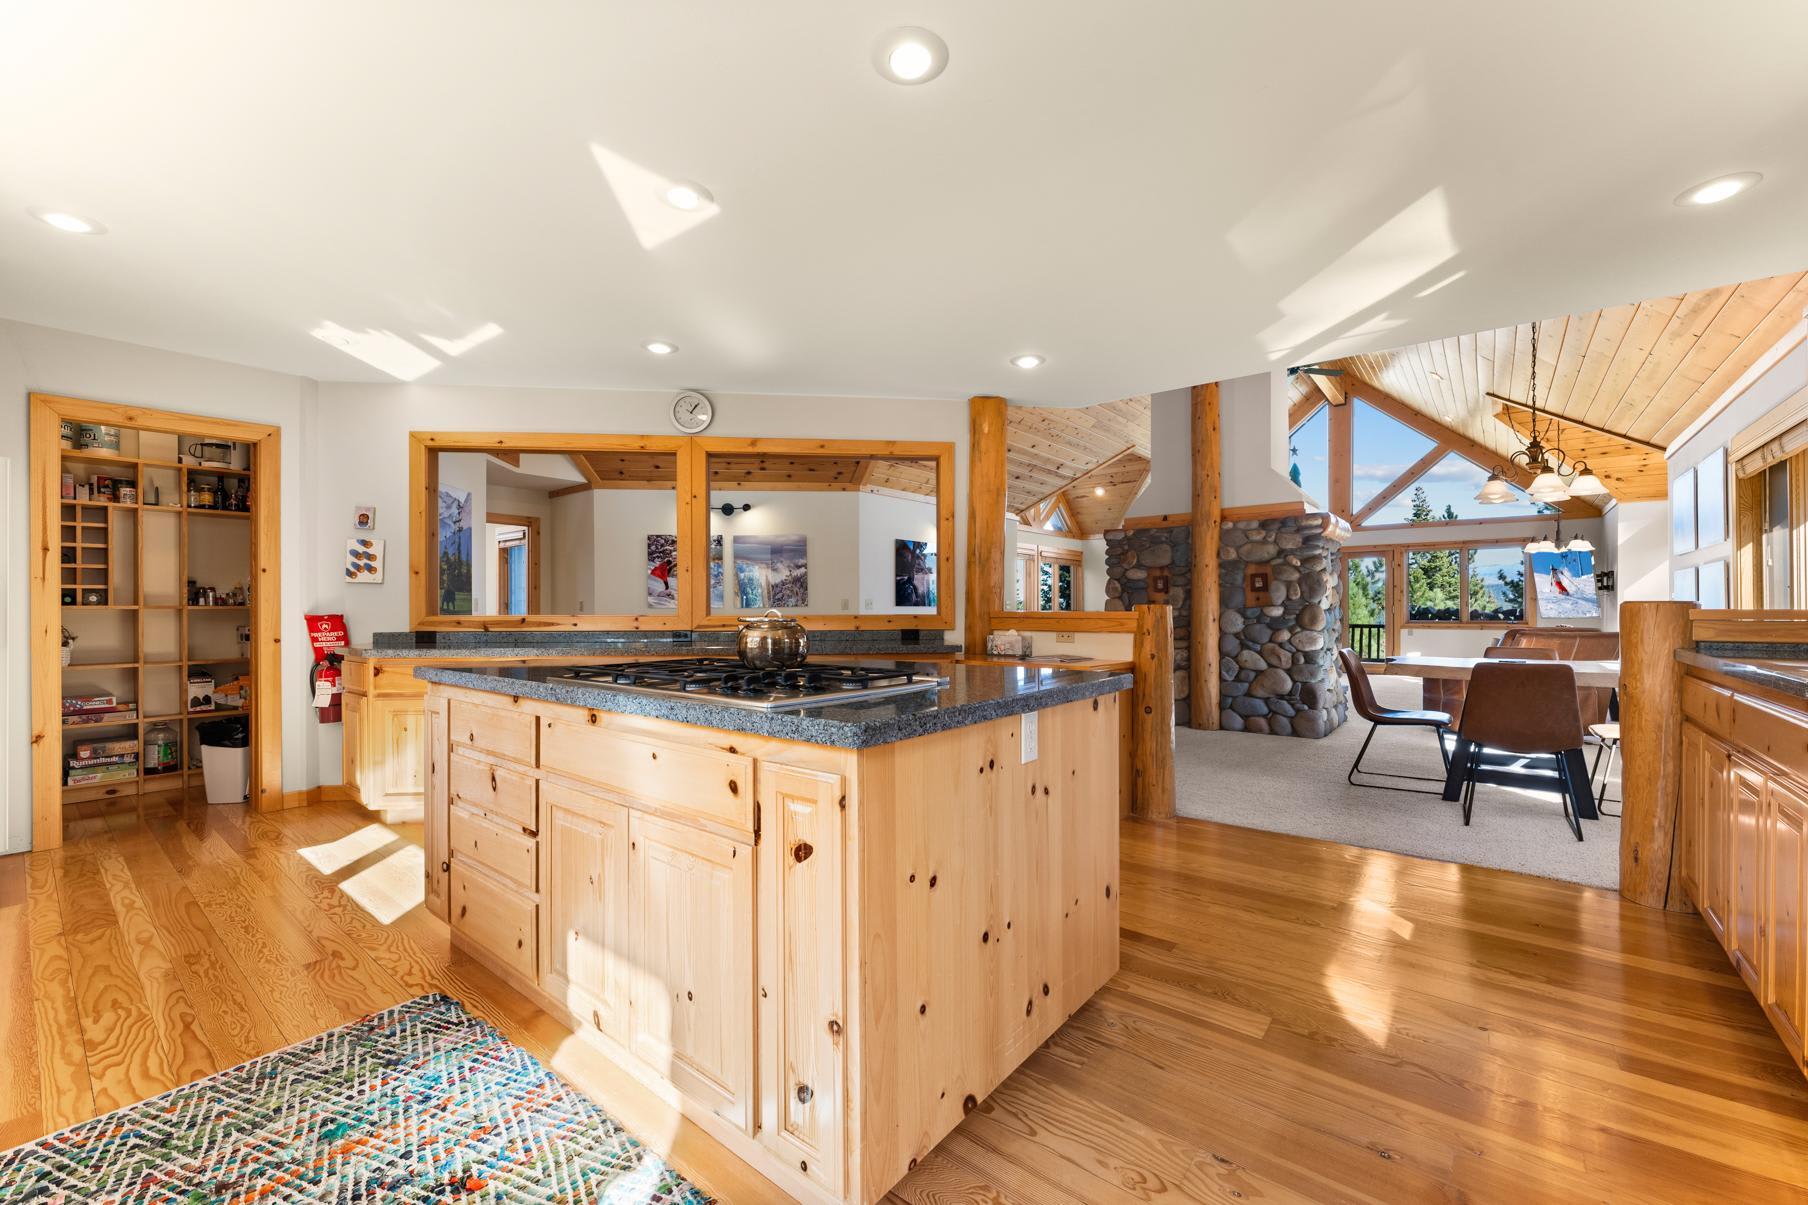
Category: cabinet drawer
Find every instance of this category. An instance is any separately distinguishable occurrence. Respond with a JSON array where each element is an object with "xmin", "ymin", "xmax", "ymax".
[
  {"xmin": 542, "ymin": 720, "xmax": 754, "ymax": 834},
  {"xmin": 451, "ymin": 861, "xmax": 537, "ymax": 983},
  {"xmin": 1734, "ymin": 695, "xmax": 1808, "ymax": 783},
  {"xmin": 451, "ymin": 803, "xmax": 537, "ymax": 891},
  {"xmin": 1682, "ymin": 676, "xmax": 1734, "ymax": 735},
  {"xmin": 450, "ymin": 699, "xmax": 537, "ymax": 766},
  {"xmin": 450, "ymin": 750, "xmax": 538, "ymax": 832}
]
